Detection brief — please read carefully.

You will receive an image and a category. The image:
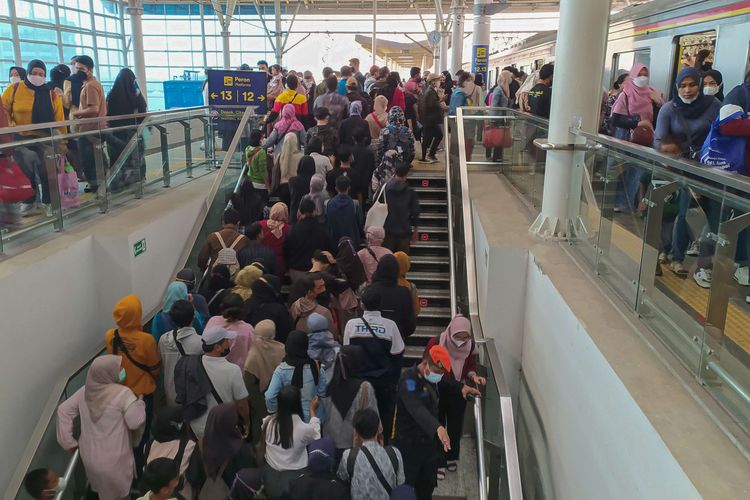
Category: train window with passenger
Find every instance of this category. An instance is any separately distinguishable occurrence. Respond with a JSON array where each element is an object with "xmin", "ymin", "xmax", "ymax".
[
  {"xmin": 673, "ymin": 31, "xmax": 716, "ymax": 76},
  {"xmin": 612, "ymin": 49, "xmax": 651, "ymax": 85}
]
